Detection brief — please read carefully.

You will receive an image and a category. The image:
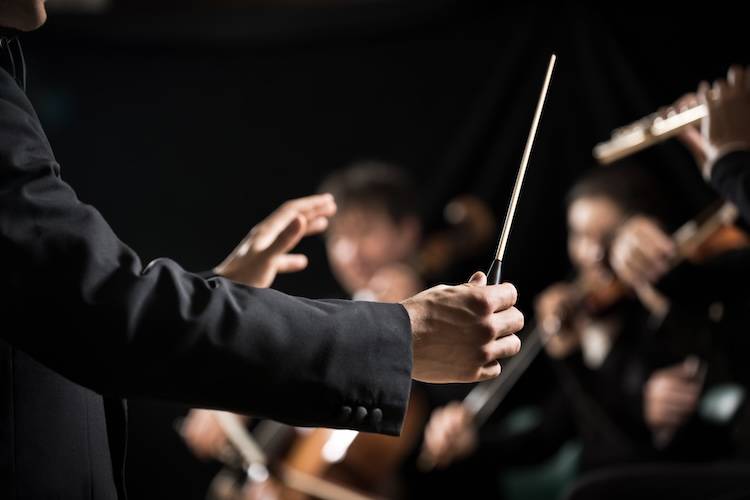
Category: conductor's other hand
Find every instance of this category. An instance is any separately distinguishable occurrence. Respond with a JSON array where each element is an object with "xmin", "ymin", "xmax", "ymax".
[
  {"xmin": 215, "ymin": 194, "xmax": 337, "ymax": 288},
  {"xmin": 402, "ymin": 271, "xmax": 523, "ymax": 383}
]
